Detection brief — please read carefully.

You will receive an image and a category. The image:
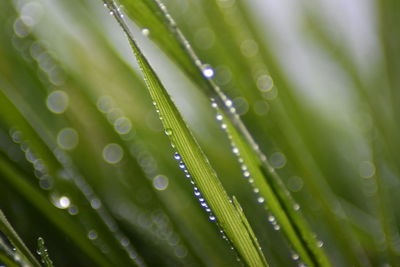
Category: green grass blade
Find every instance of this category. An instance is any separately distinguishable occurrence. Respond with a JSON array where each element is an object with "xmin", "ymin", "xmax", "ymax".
[
  {"xmin": 100, "ymin": 1, "xmax": 268, "ymax": 266},
  {"xmin": 0, "ymin": 209, "xmax": 41, "ymax": 267},
  {"xmin": 37, "ymin": 237, "xmax": 54, "ymax": 267},
  {"xmin": 214, "ymin": 105, "xmax": 330, "ymax": 266},
  {"xmin": 110, "ymin": 0, "xmax": 332, "ymax": 265}
]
